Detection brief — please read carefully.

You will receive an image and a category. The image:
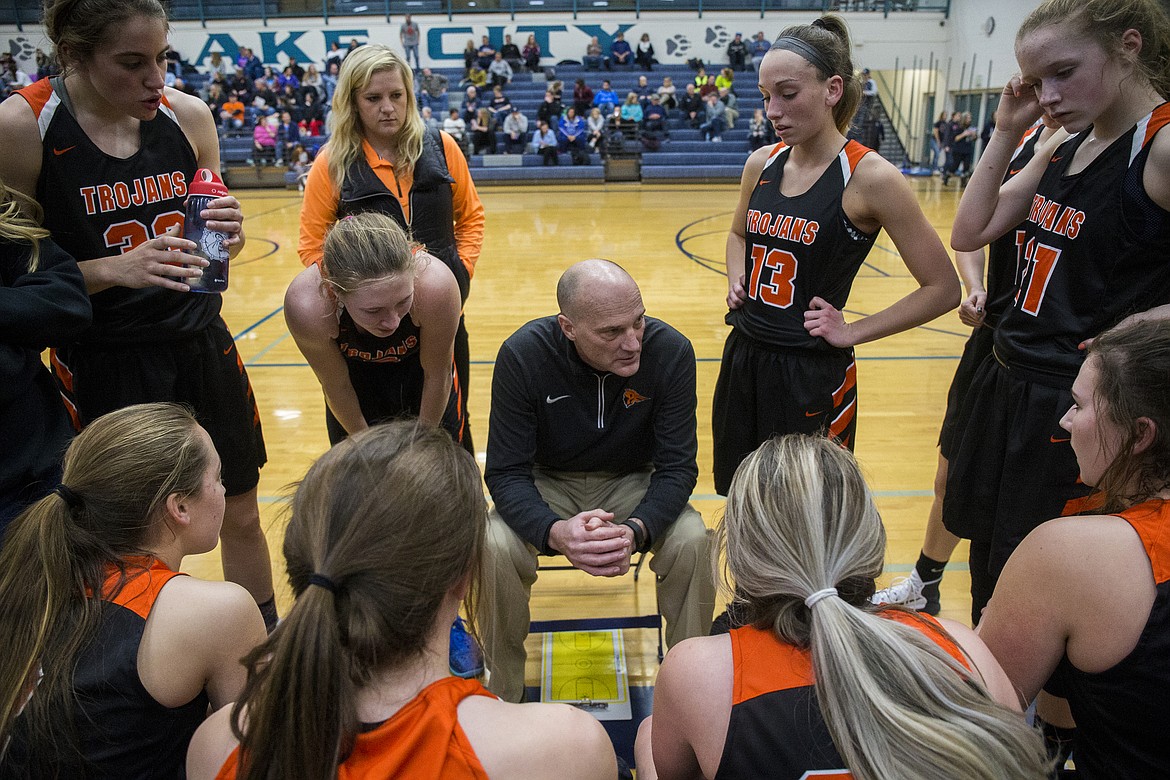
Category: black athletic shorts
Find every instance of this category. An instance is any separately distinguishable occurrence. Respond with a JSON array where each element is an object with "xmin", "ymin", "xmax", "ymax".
[
  {"xmin": 938, "ymin": 324, "xmax": 996, "ymax": 458},
  {"xmin": 53, "ymin": 318, "xmax": 266, "ymax": 496},
  {"xmin": 324, "ymin": 354, "xmax": 464, "ymax": 446},
  {"xmin": 712, "ymin": 329, "xmax": 857, "ymax": 496},
  {"xmin": 942, "ymin": 352, "xmax": 1088, "ymax": 578}
]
